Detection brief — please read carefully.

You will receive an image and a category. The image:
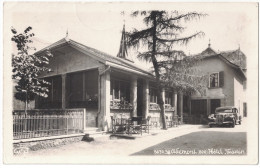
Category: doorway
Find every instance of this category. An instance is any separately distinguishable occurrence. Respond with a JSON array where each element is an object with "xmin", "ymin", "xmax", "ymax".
[
  {"xmin": 210, "ymin": 99, "xmax": 221, "ymax": 114},
  {"xmin": 191, "ymin": 99, "xmax": 207, "ymax": 116}
]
